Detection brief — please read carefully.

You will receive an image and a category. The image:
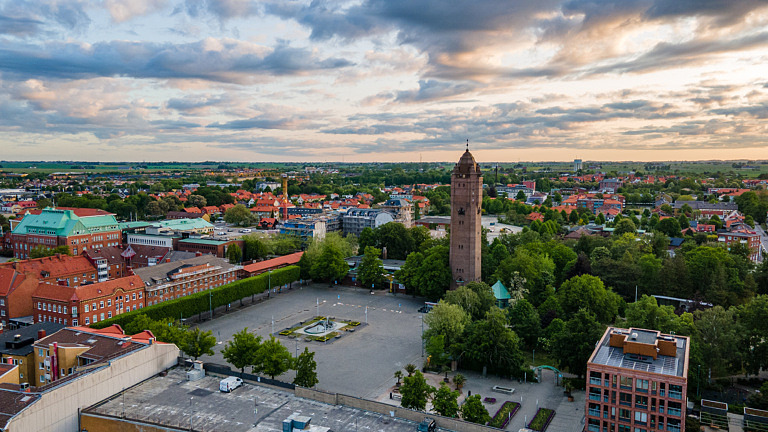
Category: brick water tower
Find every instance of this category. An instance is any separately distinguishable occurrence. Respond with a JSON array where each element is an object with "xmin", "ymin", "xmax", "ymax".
[{"xmin": 449, "ymin": 142, "xmax": 482, "ymax": 289}]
